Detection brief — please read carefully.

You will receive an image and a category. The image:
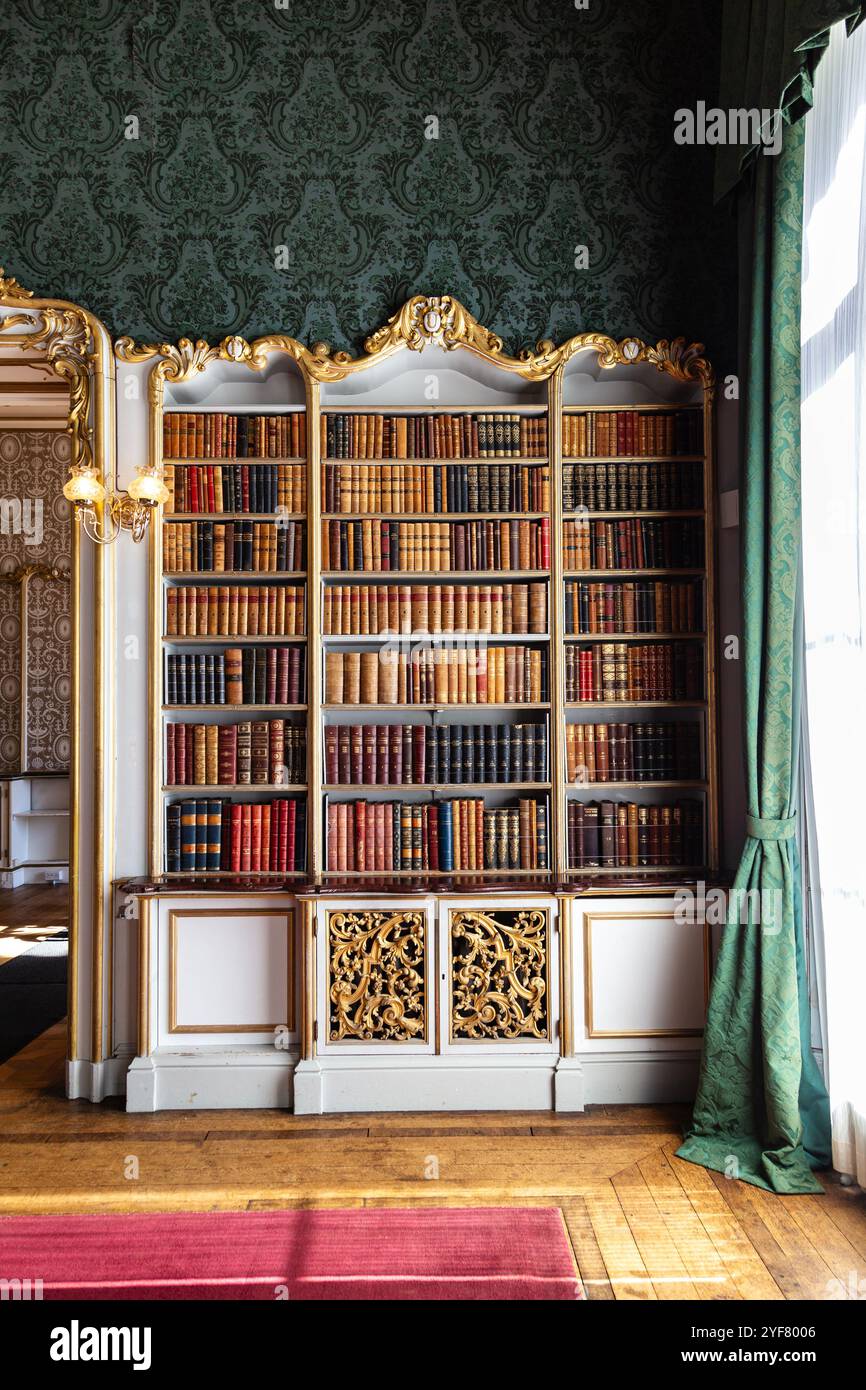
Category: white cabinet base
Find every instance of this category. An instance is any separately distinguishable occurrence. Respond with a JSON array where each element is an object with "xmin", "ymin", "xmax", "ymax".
[{"xmin": 126, "ymin": 1047, "xmax": 297, "ymax": 1112}]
